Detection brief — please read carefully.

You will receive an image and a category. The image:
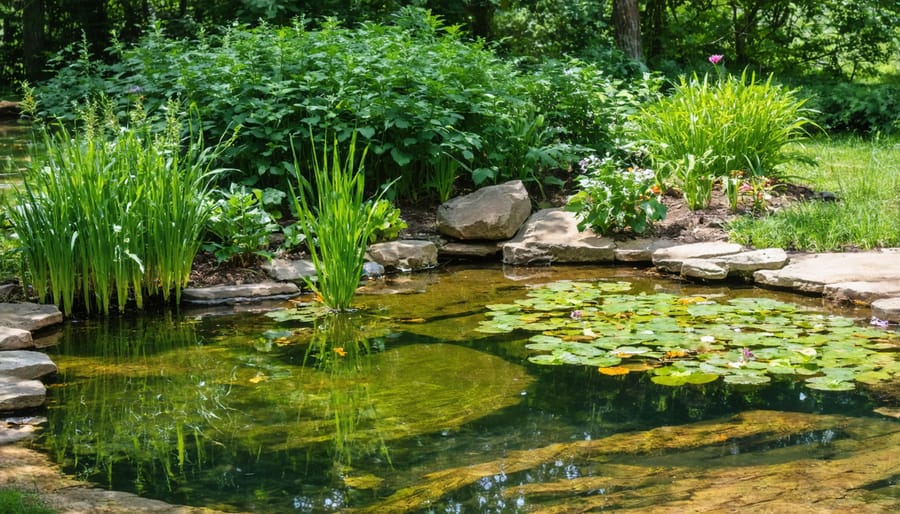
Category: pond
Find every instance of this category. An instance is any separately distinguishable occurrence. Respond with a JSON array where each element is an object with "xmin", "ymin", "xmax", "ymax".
[{"xmin": 32, "ymin": 264, "xmax": 900, "ymax": 512}]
